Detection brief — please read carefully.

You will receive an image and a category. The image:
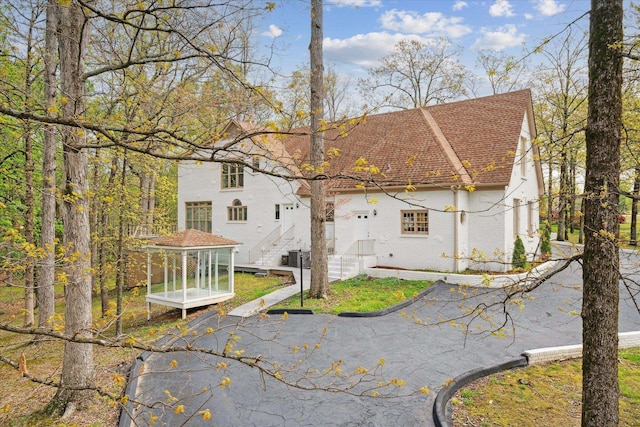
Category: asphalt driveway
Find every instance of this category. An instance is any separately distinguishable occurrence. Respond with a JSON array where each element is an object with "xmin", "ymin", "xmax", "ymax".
[{"xmin": 121, "ymin": 250, "xmax": 640, "ymax": 426}]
